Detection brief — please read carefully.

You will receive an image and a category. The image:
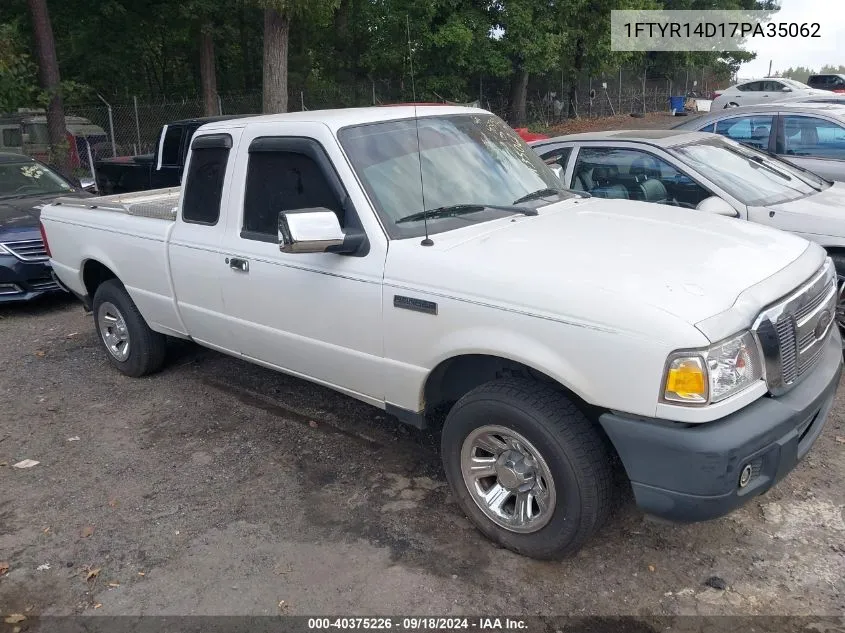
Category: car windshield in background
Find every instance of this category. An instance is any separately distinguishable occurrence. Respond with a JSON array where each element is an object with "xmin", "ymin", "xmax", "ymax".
[
  {"xmin": 0, "ymin": 161, "xmax": 73, "ymax": 199},
  {"xmin": 338, "ymin": 114, "xmax": 572, "ymax": 239},
  {"xmin": 671, "ymin": 138, "xmax": 828, "ymax": 206}
]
